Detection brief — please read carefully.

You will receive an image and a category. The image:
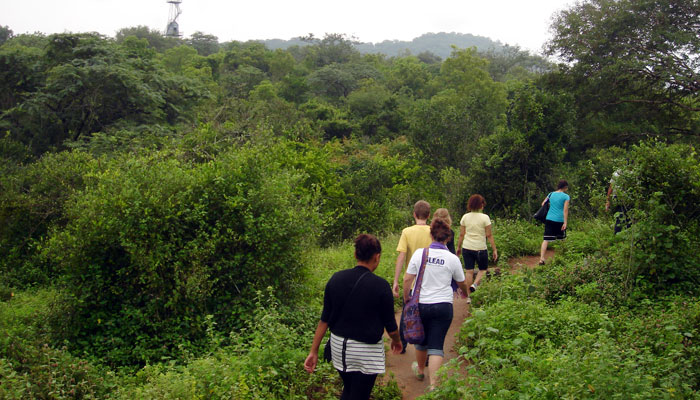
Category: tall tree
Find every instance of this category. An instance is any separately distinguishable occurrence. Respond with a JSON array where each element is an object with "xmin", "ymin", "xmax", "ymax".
[
  {"xmin": 546, "ymin": 0, "xmax": 700, "ymax": 143},
  {"xmin": 115, "ymin": 25, "xmax": 180, "ymax": 52},
  {"xmin": 186, "ymin": 31, "xmax": 219, "ymax": 56},
  {"xmin": 0, "ymin": 25, "xmax": 13, "ymax": 45}
]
